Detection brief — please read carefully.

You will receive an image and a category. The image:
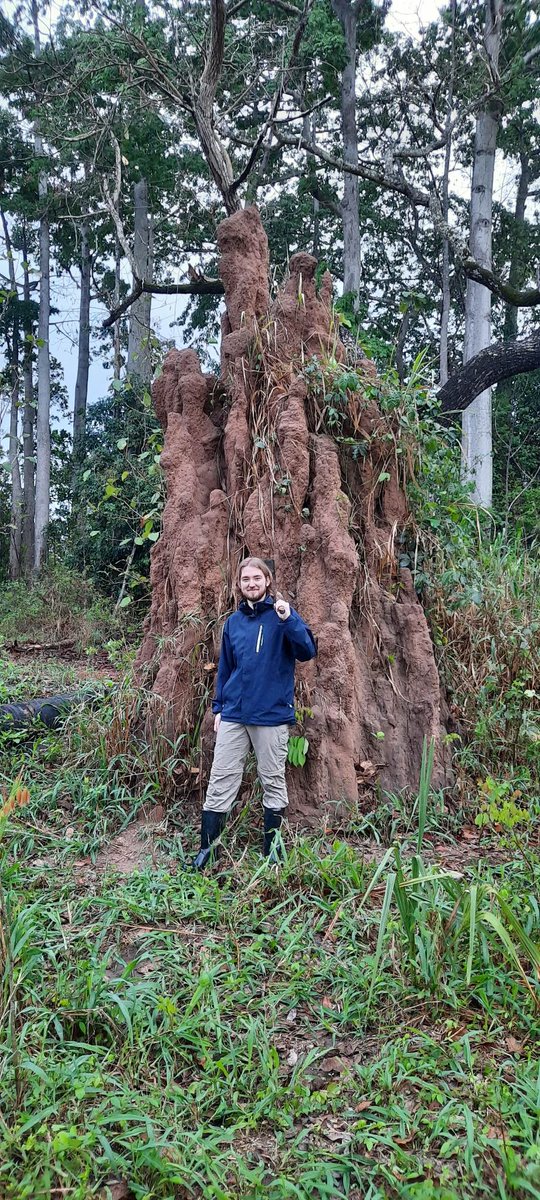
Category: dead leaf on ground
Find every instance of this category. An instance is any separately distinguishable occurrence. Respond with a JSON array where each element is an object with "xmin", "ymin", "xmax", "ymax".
[
  {"xmin": 286, "ymin": 1008, "xmax": 297, "ymax": 1024},
  {"xmin": 505, "ymin": 1035, "xmax": 523, "ymax": 1054},
  {"xmin": 322, "ymin": 995, "xmax": 338, "ymax": 1009},
  {"xmin": 320, "ymin": 1119, "xmax": 353, "ymax": 1144},
  {"xmin": 355, "ymin": 1099, "xmax": 372, "ymax": 1112},
  {"xmin": 487, "ymin": 1125, "xmax": 507, "ymax": 1141},
  {"xmin": 101, "ymin": 1181, "xmax": 130, "ymax": 1200},
  {"xmin": 287, "ymin": 1049, "xmax": 298, "ymax": 1067},
  {"xmin": 320, "ymin": 1055, "xmax": 349, "ymax": 1075},
  {"xmin": 136, "ymin": 960, "xmax": 157, "ymax": 977}
]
